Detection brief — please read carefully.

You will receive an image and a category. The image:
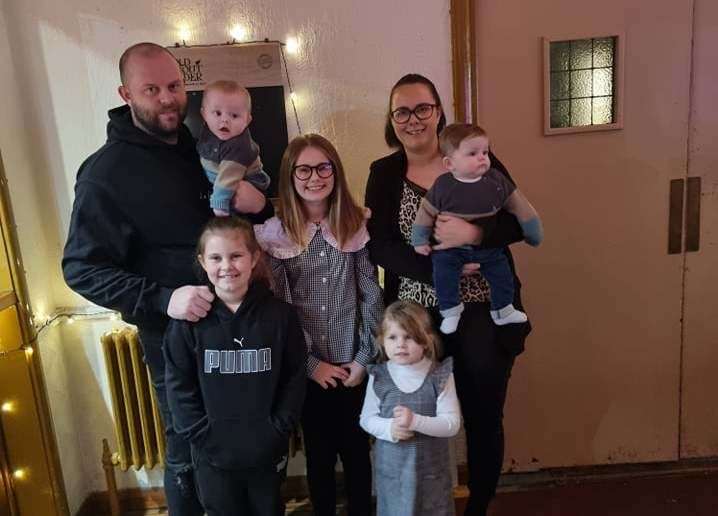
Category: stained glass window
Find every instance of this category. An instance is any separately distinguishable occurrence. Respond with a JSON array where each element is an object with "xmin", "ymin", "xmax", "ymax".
[{"xmin": 549, "ymin": 37, "xmax": 616, "ymax": 128}]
